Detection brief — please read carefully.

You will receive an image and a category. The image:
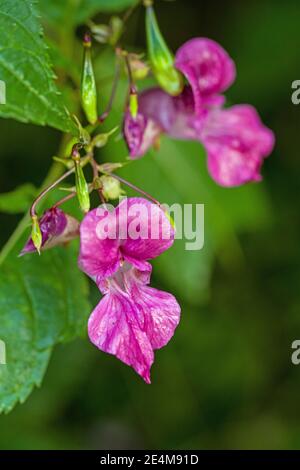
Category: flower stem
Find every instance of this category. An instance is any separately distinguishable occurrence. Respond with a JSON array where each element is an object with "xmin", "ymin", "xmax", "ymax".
[
  {"xmin": 52, "ymin": 191, "xmax": 77, "ymax": 209},
  {"xmin": 98, "ymin": 57, "xmax": 121, "ymax": 123},
  {"xmin": 122, "ymin": 0, "xmax": 142, "ymax": 25},
  {"xmin": 30, "ymin": 167, "xmax": 75, "ymax": 218},
  {"xmin": 101, "ymin": 169, "xmax": 160, "ymax": 206}
]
